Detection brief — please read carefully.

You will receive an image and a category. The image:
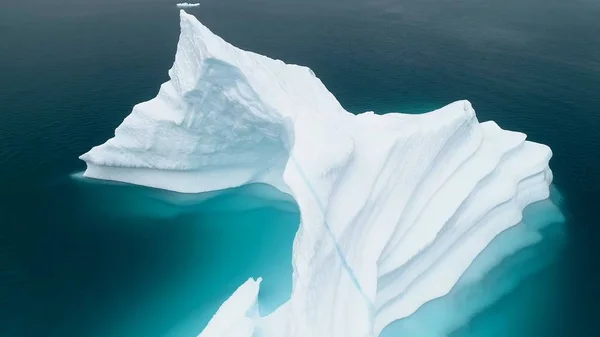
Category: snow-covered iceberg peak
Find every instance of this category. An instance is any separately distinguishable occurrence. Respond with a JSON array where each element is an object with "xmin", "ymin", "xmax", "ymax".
[{"xmin": 80, "ymin": 10, "xmax": 554, "ymax": 337}]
